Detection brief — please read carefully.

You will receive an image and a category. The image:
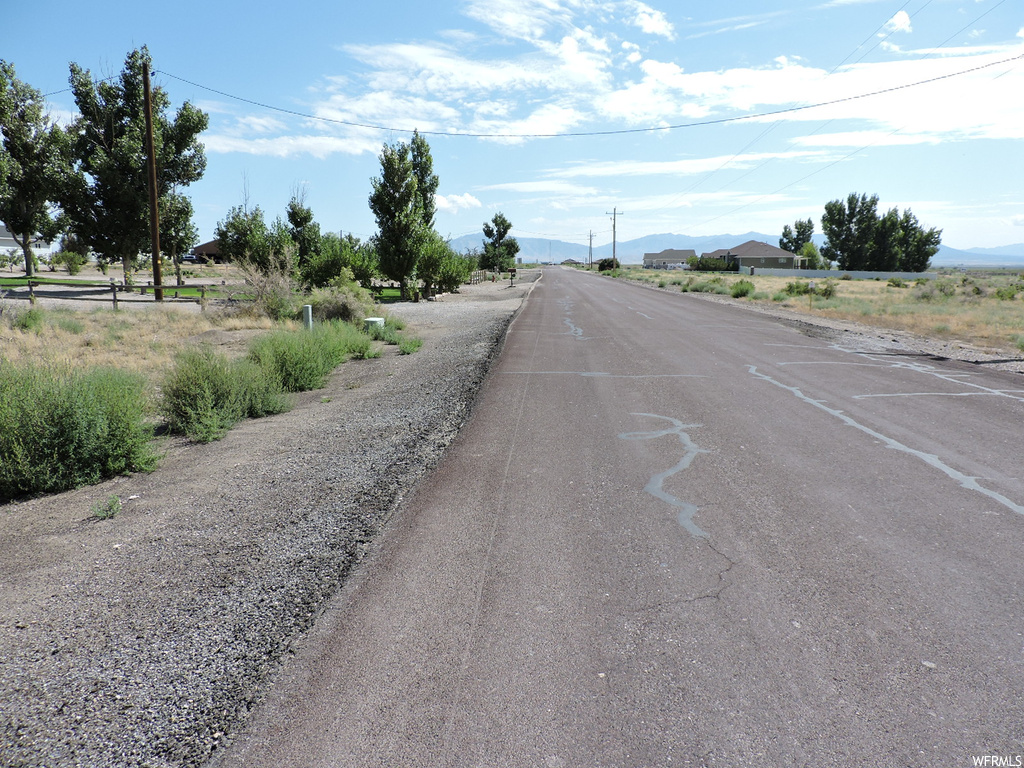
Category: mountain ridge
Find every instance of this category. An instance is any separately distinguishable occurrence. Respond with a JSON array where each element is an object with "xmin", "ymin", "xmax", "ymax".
[{"xmin": 450, "ymin": 232, "xmax": 1024, "ymax": 267}]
